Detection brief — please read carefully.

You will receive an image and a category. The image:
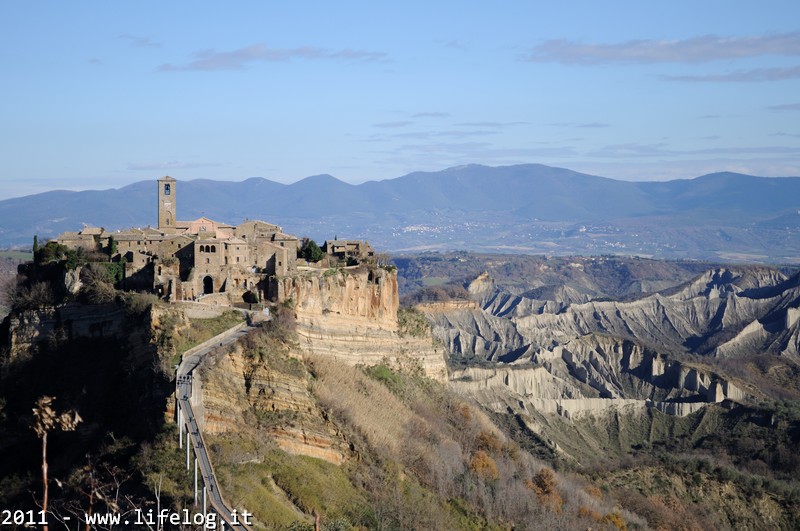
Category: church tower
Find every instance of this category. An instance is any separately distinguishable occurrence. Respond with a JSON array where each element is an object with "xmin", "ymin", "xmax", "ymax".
[{"xmin": 157, "ymin": 176, "xmax": 176, "ymax": 229}]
